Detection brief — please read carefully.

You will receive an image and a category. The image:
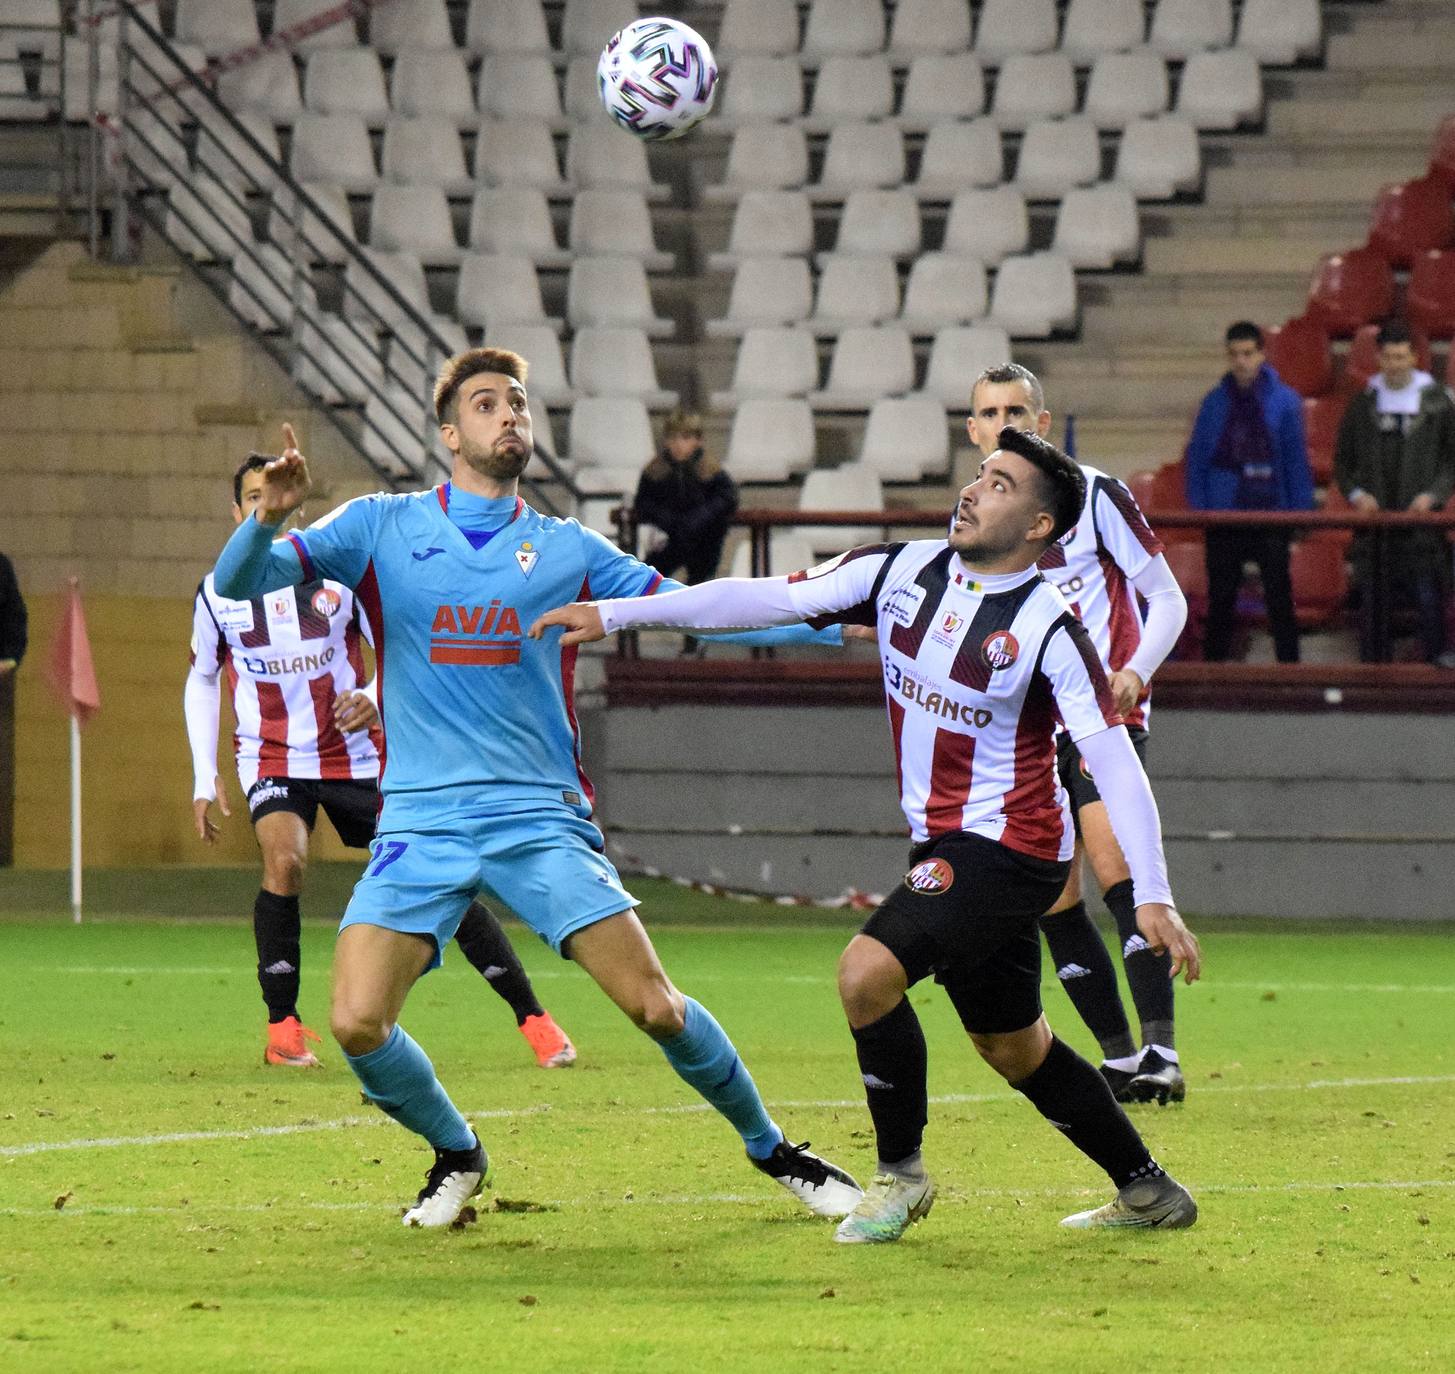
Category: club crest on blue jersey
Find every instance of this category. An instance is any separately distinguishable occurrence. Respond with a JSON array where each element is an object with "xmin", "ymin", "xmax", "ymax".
[{"xmin": 515, "ymin": 542, "xmax": 539, "ymax": 578}]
